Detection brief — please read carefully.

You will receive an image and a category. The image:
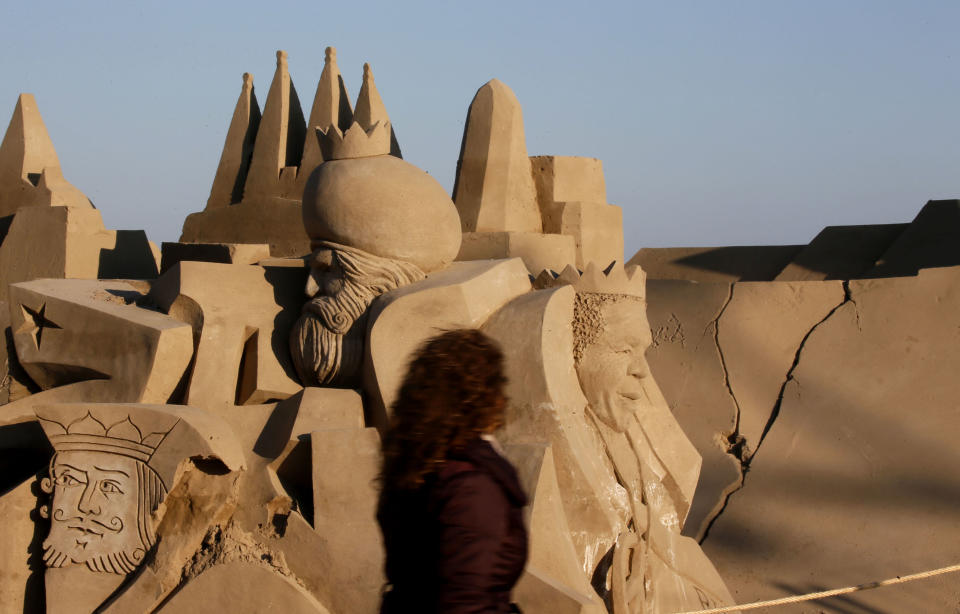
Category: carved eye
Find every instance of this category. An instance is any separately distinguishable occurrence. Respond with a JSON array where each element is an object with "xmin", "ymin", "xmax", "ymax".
[
  {"xmin": 100, "ymin": 481, "xmax": 123, "ymax": 495},
  {"xmin": 55, "ymin": 473, "xmax": 83, "ymax": 487}
]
